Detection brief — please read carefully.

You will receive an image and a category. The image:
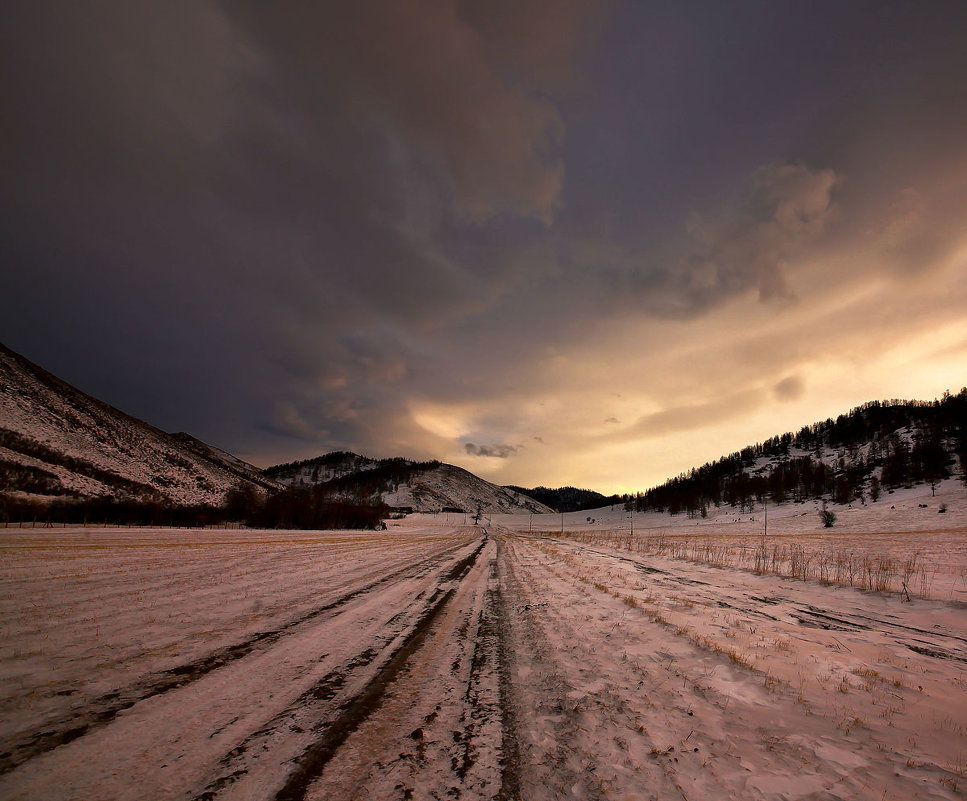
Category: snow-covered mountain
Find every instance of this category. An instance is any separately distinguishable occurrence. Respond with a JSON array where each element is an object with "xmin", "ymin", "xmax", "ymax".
[
  {"xmin": 0, "ymin": 343, "xmax": 551, "ymax": 514},
  {"xmin": 267, "ymin": 453, "xmax": 554, "ymax": 515},
  {"xmin": 0, "ymin": 343, "xmax": 280, "ymax": 505}
]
